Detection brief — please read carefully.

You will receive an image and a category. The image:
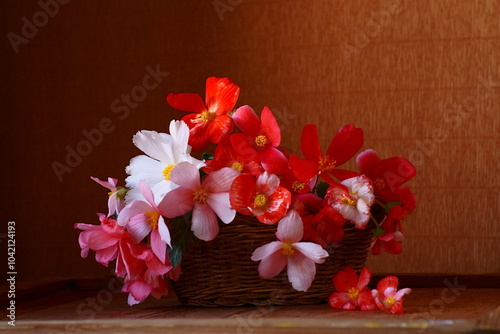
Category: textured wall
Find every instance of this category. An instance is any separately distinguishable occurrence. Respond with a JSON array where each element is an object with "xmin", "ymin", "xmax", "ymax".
[{"xmin": 1, "ymin": 0, "xmax": 498, "ymax": 284}]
